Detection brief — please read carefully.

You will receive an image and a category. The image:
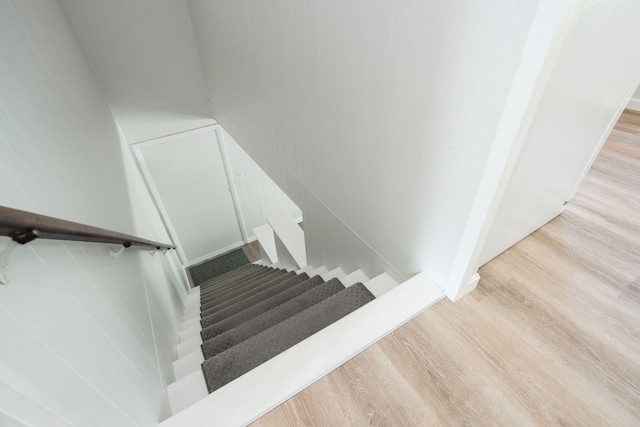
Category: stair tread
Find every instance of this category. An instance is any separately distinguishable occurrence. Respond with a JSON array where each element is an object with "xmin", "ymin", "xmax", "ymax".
[
  {"xmin": 201, "ymin": 283, "xmax": 375, "ymax": 393},
  {"xmin": 202, "ymin": 277, "xmax": 345, "ymax": 359},
  {"xmin": 195, "ymin": 263, "xmax": 256, "ymax": 286},
  {"xmin": 201, "ymin": 272, "xmax": 303, "ymax": 328},
  {"xmin": 201, "ymin": 274, "xmax": 319, "ymax": 342},
  {"xmin": 199, "ymin": 266, "xmax": 267, "ymax": 292},
  {"xmin": 198, "ymin": 264, "xmax": 263, "ymax": 289},
  {"xmin": 200, "ymin": 268, "xmax": 274, "ymax": 296},
  {"xmin": 200, "ymin": 270, "xmax": 289, "ymax": 311},
  {"xmin": 199, "ymin": 268, "xmax": 280, "ymax": 303}
]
